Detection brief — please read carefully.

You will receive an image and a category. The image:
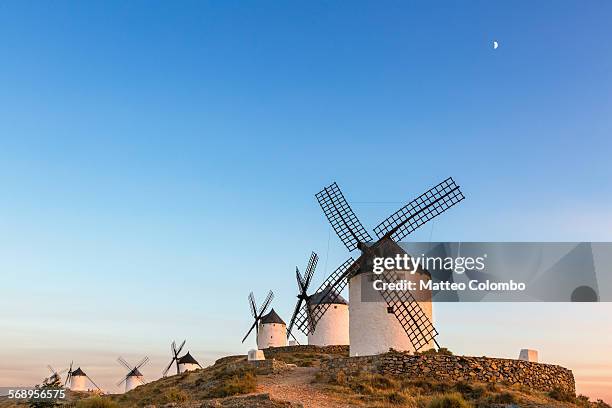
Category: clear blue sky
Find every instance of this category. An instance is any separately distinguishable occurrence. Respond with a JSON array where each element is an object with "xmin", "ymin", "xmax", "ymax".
[{"xmin": 0, "ymin": 0, "xmax": 611, "ymax": 400}]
